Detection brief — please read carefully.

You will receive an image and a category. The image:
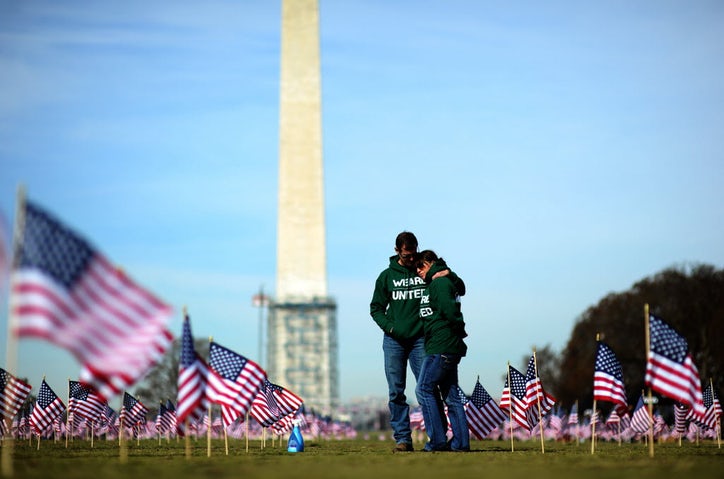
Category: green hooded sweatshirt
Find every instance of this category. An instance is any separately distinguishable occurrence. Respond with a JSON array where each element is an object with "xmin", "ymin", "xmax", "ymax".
[
  {"xmin": 370, "ymin": 255, "xmax": 465, "ymax": 342},
  {"xmin": 419, "ymin": 258, "xmax": 468, "ymax": 356}
]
